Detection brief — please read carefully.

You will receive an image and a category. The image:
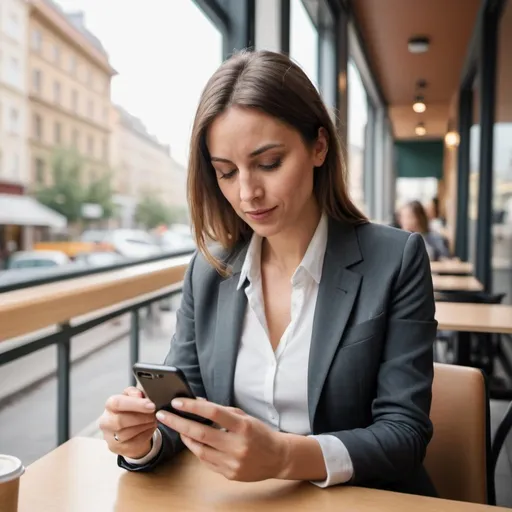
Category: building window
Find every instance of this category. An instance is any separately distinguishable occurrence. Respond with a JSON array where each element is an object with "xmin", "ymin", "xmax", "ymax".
[
  {"xmin": 8, "ymin": 57, "xmax": 19, "ymax": 85},
  {"xmin": 87, "ymin": 99, "xmax": 94, "ymax": 119},
  {"xmin": 87, "ymin": 135, "xmax": 94, "ymax": 156},
  {"xmin": 35, "ymin": 158, "xmax": 45, "ymax": 184},
  {"xmin": 7, "ymin": 12, "xmax": 20, "ymax": 40},
  {"xmin": 34, "ymin": 114, "xmax": 43, "ymax": 140},
  {"xmin": 54, "ymin": 81, "xmax": 61, "ymax": 104},
  {"xmin": 31, "ymin": 30, "xmax": 42, "ymax": 52},
  {"xmin": 72, "ymin": 90, "xmax": 78, "ymax": 112},
  {"xmin": 53, "ymin": 44, "xmax": 60, "ymax": 65},
  {"xmin": 33, "ymin": 69, "xmax": 42, "ymax": 93},
  {"xmin": 69, "ymin": 55, "xmax": 77, "ymax": 75},
  {"xmin": 102, "ymin": 139, "xmax": 108, "ymax": 161},
  {"xmin": 54, "ymin": 122, "xmax": 62, "ymax": 144},
  {"xmin": 9, "ymin": 108, "xmax": 19, "ymax": 134},
  {"xmin": 12, "ymin": 153, "xmax": 20, "ymax": 179},
  {"xmin": 72, "ymin": 129, "xmax": 80, "ymax": 150}
]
